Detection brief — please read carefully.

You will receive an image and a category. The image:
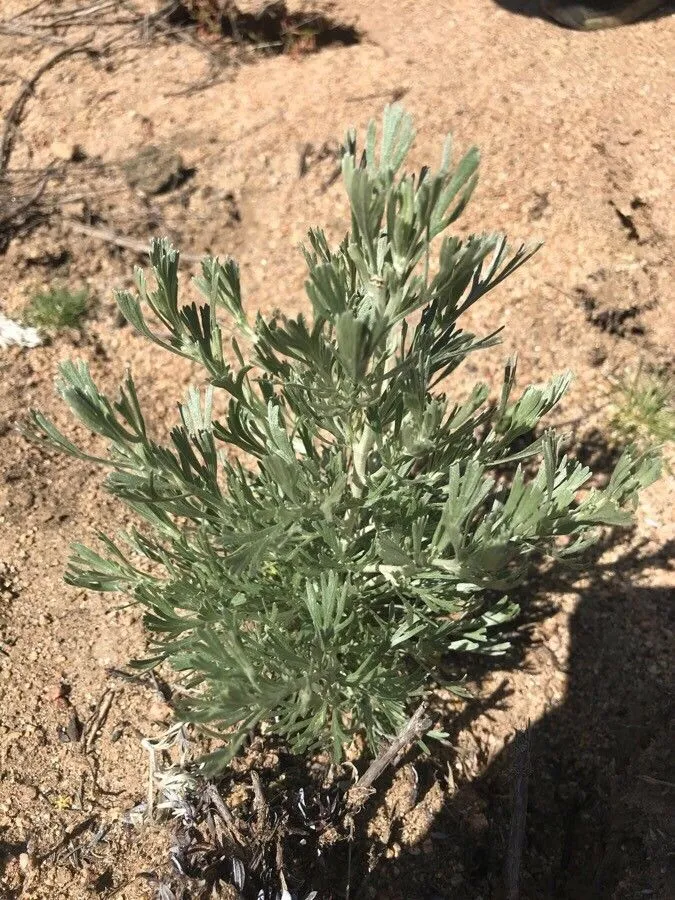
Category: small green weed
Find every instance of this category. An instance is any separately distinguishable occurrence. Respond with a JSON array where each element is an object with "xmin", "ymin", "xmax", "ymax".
[
  {"xmin": 610, "ymin": 364, "xmax": 674, "ymax": 452},
  {"xmin": 23, "ymin": 286, "xmax": 89, "ymax": 330}
]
